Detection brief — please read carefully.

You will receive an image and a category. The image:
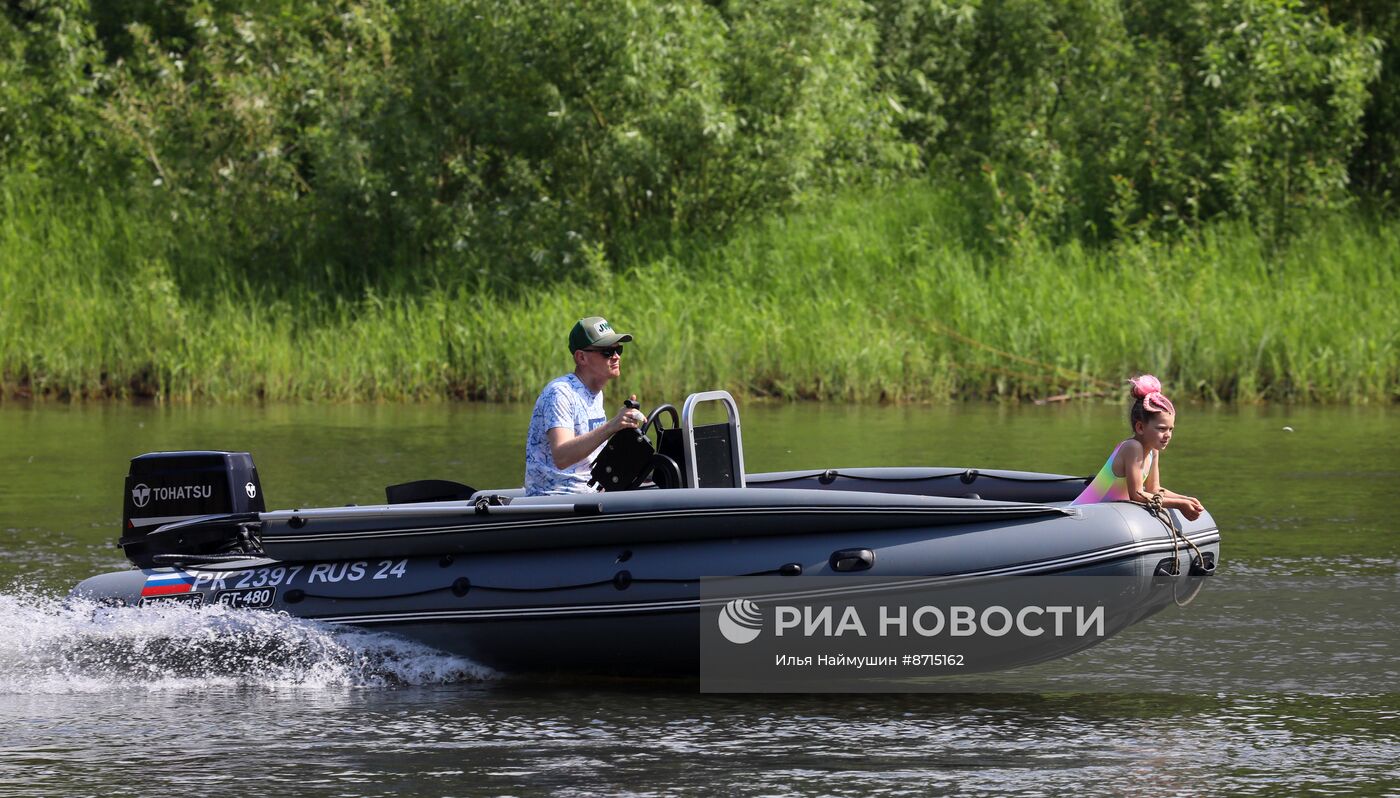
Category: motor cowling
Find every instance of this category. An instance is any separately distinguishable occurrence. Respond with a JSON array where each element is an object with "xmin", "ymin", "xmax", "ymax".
[{"xmin": 119, "ymin": 451, "xmax": 265, "ymax": 568}]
